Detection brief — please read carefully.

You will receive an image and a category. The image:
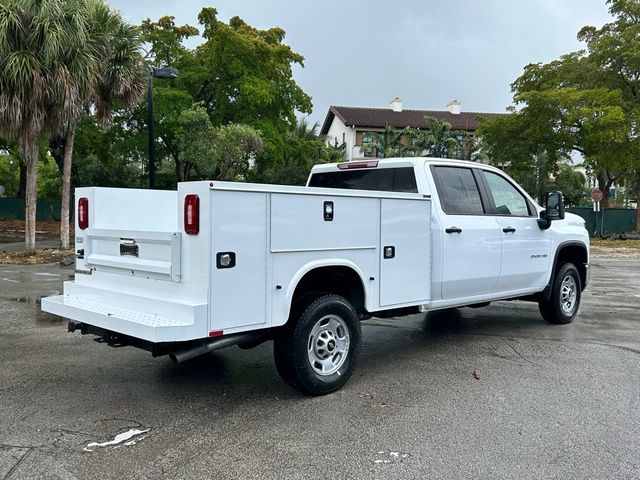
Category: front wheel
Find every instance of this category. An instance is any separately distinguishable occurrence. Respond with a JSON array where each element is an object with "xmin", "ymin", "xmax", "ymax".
[
  {"xmin": 274, "ymin": 294, "xmax": 361, "ymax": 395},
  {"xmin": 539, "ymin": 263, "xmax": 582, "ymax": 324}
]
